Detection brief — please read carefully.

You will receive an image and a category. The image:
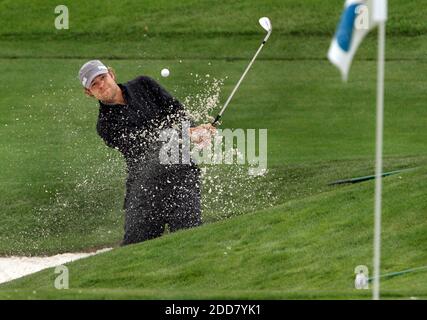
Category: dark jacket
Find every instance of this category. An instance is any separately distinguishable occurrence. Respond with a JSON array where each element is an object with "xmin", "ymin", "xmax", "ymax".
[{"xmin": 96, "ymin": 76, "xmax": 195, "ymax": 171}]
